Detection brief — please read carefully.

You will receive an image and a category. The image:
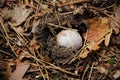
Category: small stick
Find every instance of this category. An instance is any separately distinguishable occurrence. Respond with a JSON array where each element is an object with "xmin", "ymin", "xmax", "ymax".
[
  {"xmin": 82, "ymin": 64, "xmax": 90, "ymax": 80},
  {"xmin": 0, "ymin": 20, "xmax": 17, "ymax": 57},
  {"xmin": 90, "ymin": 6, "xmax": 120, "ymax": 25},
  {"xmin": 47, "ymin": 22, "xmax": 78, "ymax": 31},
  {"xmin": 58, "ymin": 0, "xmax": 89, "ymax": 7},
  {"xmin": 88, "ymin": 63, "xmax": 94, "ymax": 80},
  {"xmin": 29, "ymin": 53, "xmax": 79, "ymax": 76}
]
